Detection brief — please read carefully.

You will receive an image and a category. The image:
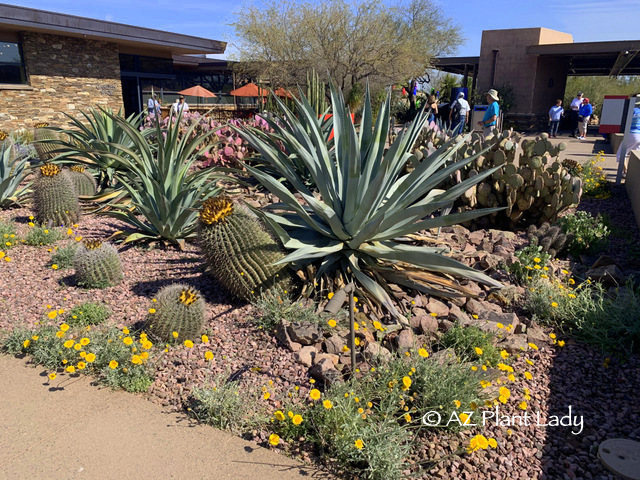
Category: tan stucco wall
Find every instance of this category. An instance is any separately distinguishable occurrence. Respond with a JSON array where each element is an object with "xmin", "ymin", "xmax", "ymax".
[
  {"xmin": 477, "ymin": 28, "xmax": 573, "ymax": 115},
  {"xmin": 0, "ymin": 32, "xmax": 124, "ymax": 131}
]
